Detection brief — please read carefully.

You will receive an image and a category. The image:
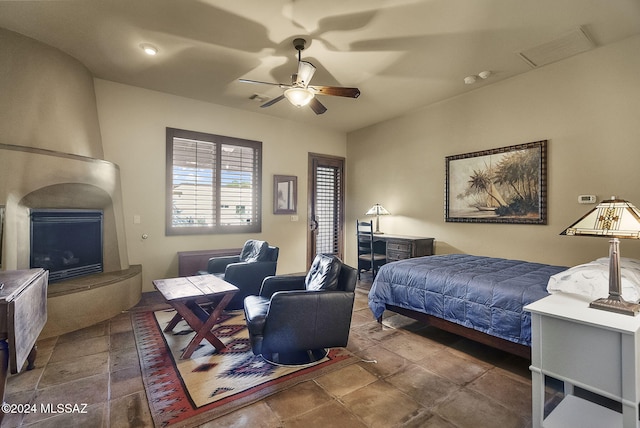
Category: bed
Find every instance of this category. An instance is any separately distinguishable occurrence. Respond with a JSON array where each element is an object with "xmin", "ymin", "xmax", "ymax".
[{"xmin": 368, "ymin": 254, "xmax": 568, "ymax": 358}]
